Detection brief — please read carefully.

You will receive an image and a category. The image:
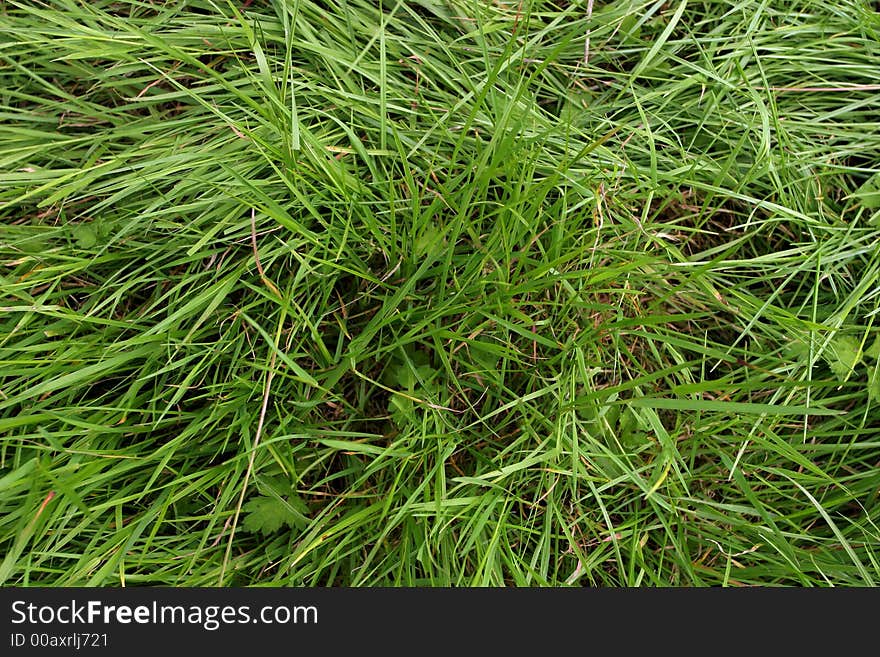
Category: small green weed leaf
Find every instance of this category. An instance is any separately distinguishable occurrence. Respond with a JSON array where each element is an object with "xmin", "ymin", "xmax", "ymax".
[
  {"xmin": 389, "ymin": 392, "xmax": 415, "ymax": 427},
  {"xmin": 619, "ymin": 14, "xmax": 642, "ymax": 44},
  {"xmin": 394, "ymin": 362, "xmax": 416, "ymax": 390},
  {"xmin": 393, "ymin": 360, "xmax": 434, "ymax": 392},
  {"xmin": 864, "ymin": 334, "xmax": 880, "ymax": 360},
  {"xmin": 468, "ymin": 339, "xmax": 501, "ymax": 372},
  {"xmin": 255, "ymin": 474, "xmax": 294, "ymax": 499},
  {"xmin": 242, "ymin": 494, "xmax": 308, "ymax": 535},
  {"xmin": 784, "ymin": 338, "xmax": 811, "ymax": 362},
  {"xmin": 854, "ymin": 172, "xmax": 880, "ymax": 209},
  {"xmin": 827, "ymin": 335, "xmax": 861, "ymax": 379},
  {"xmin": 72, "ymin": 224, "xmax": 98, "ymax": 249},
  {"xmin": 414, "ymin": 222, "xmax": 443, "ymax": 259}
]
